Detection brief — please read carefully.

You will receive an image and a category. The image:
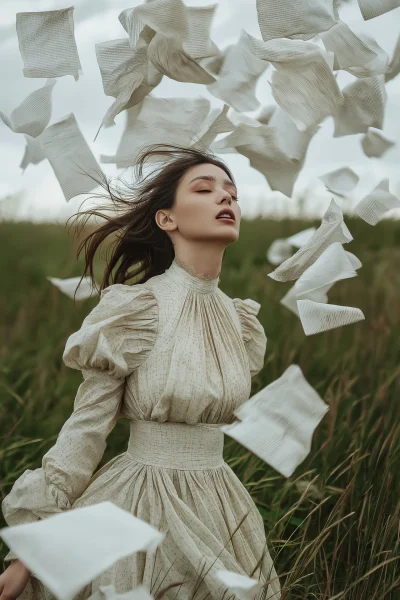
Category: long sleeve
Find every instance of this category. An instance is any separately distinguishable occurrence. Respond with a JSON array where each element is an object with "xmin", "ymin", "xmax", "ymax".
[
  {"xmin": 232, "ymin": 297, "xmax": 267, "ymax": 378},
  {"xmin": 1, "ymin": 283, "xmax": 158, "ymax": 563}
]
